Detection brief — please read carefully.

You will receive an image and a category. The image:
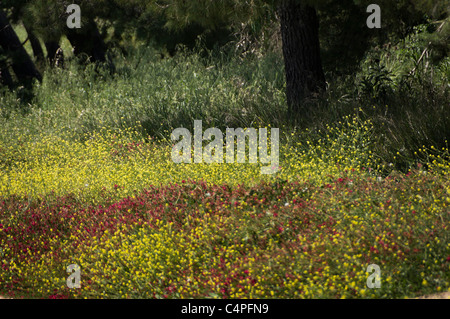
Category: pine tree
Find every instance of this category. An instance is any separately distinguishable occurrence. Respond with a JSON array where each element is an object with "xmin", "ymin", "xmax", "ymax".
[{"xmin": 0, "ymin": 9, "xmax": 42, "ymax": 85}]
